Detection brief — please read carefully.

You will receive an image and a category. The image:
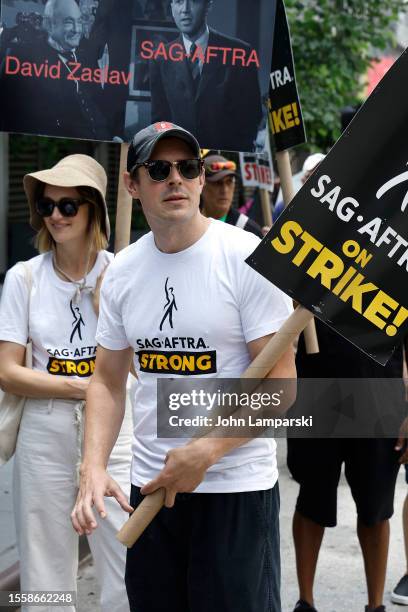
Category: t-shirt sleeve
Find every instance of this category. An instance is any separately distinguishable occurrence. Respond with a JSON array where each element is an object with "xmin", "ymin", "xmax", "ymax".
[
  {"xmin": 0, "ymin": 264, "xmax": 29, "ymax": 346},
  {"xmin": 238, "ymin": 242, "xmax": 293, "ymax": 344},
  {"xmin": 95, "ymin": 265, "xmax": 131, "ymax": 350}
]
